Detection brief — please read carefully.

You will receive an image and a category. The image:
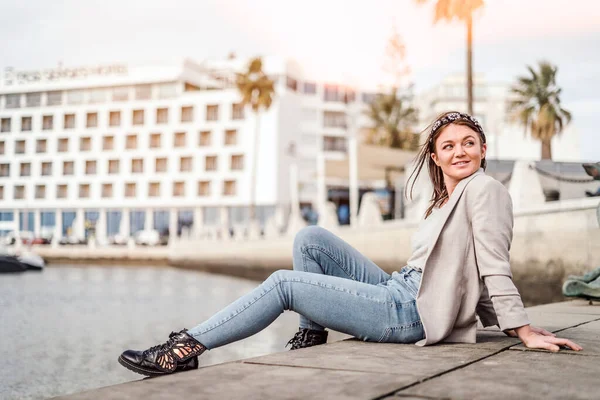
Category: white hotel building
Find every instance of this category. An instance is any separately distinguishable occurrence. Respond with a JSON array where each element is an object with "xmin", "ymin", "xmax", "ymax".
[{"xmin": 0, "ymin": 57, "xmax": 378, "ymax": 242}]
